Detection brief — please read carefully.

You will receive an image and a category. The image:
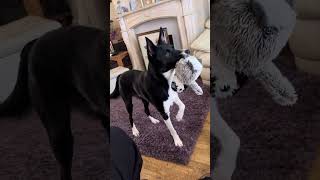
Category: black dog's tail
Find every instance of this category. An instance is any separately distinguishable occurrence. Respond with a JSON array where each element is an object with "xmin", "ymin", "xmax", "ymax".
[
  {"xmin": 110, "ymin": 75, "xmax": 121, "ymax": 98},
  {"xmin": 0, "ymin": 39, "xmax": 37, "ymax": 117}
]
